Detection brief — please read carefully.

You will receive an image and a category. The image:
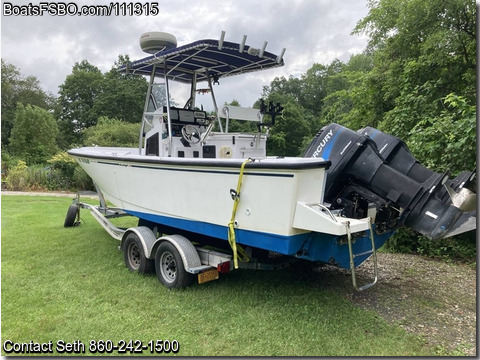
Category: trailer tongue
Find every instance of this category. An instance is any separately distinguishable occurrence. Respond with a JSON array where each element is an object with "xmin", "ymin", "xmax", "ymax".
[{"xmin": 304, "ymin": 123, "xmax": 476, "ymax": 240}]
